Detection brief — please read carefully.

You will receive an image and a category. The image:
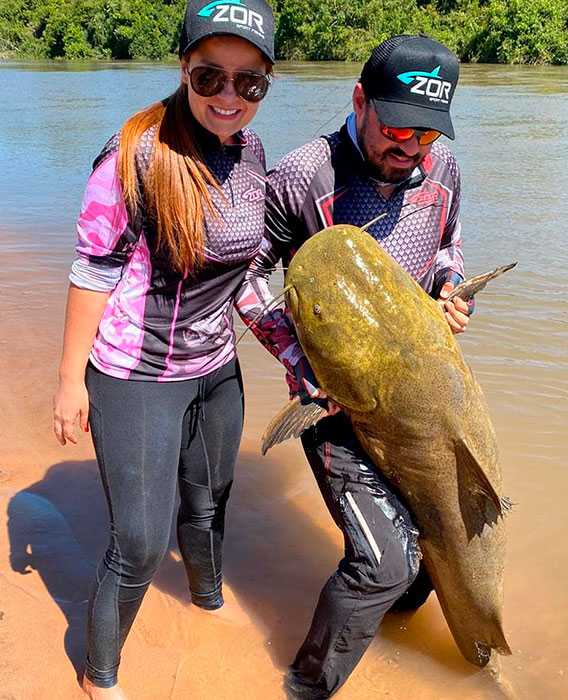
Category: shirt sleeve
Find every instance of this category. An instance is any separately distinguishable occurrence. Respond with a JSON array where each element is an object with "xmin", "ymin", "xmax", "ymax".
[
  {"xmin": 235, "ymin": 236, "xmax": 305, "ymax": 373},
  {"xmin": 69, "ymin": 151, "xmax": 135, "ymax": 292},
  {"xmin": 432, "ymin": 155, "xmax": 464, "ymax": 282},
  {"xmin": 249, "ymin": 129, "xmax": 266, "ymax": 170},
  {"xmin": 429, "ymin": 157, "xmax": 475, "ymax": 312},
  {"xmin": 234, "ymin": 159, "xmax": 311, "ymax": 378}
]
